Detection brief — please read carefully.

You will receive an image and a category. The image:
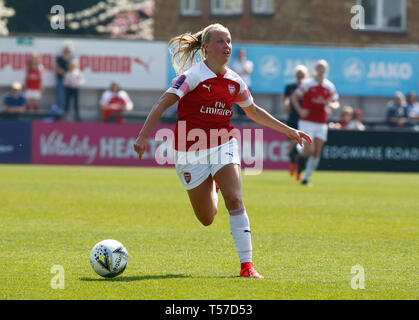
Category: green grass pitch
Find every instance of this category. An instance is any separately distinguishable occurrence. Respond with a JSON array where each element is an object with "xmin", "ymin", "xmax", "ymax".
[{"xmin": 0, "ymin": 164, "xmax": 417, "ymax": 300}]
